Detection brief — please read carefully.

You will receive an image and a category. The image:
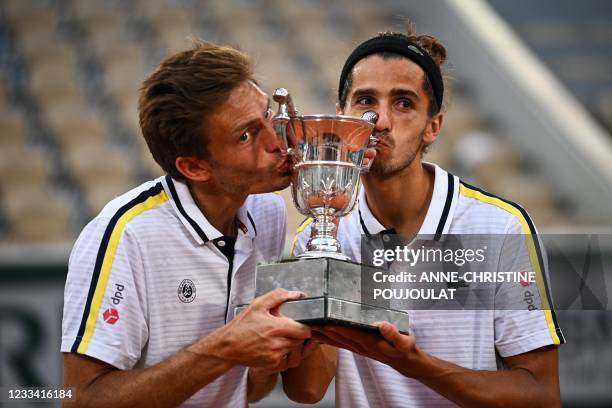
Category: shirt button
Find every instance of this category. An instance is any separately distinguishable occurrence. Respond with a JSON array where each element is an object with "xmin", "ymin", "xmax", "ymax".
[
  {"xmin": 382, "ymin": 235, "xmax": 390, "ymax": 242},
  {"xmin": 217, "ymin": 240, "xmax": 226, "ymax": 247}
]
